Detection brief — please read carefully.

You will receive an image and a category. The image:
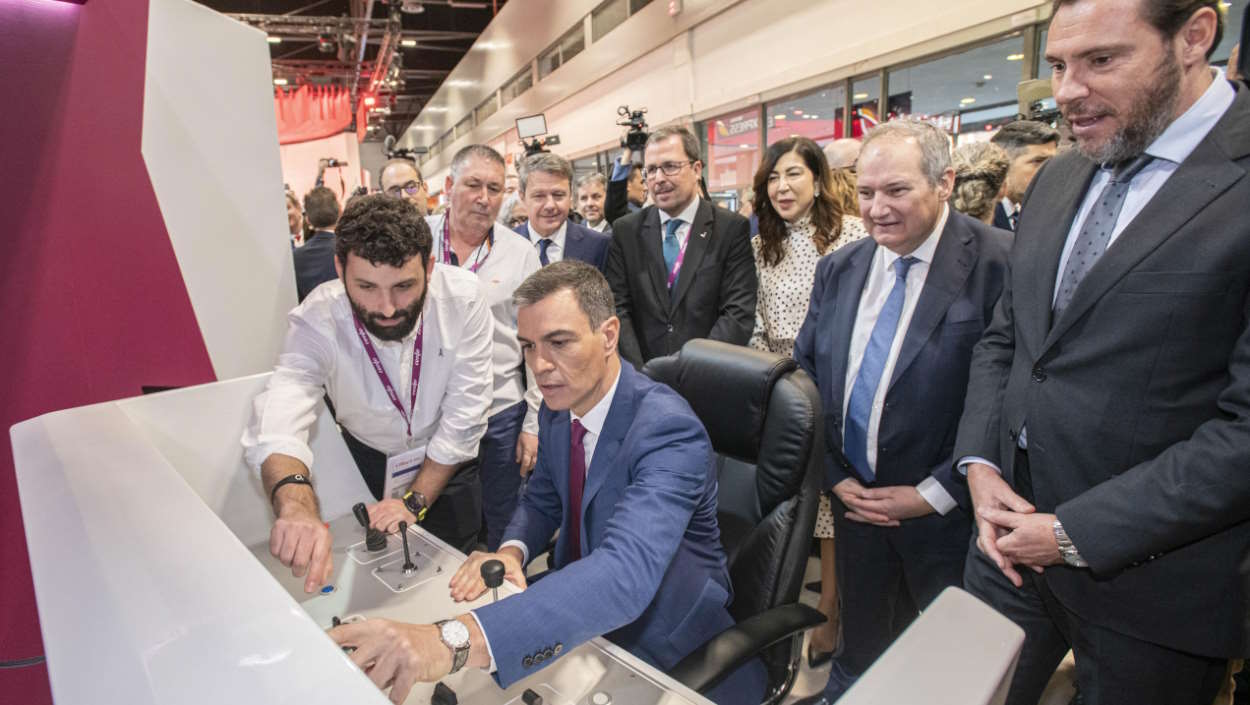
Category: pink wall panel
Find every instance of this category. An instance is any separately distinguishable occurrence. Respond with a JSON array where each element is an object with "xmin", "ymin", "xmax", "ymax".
[{"xmin": 1, "ymin": 1, "xmax": 217, "ymax": 701}]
